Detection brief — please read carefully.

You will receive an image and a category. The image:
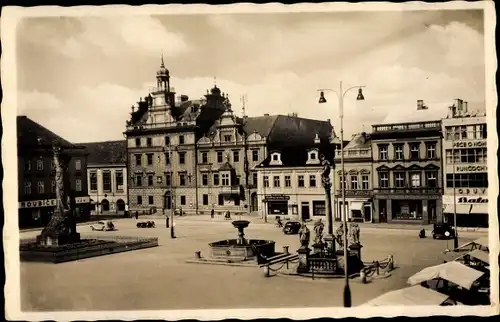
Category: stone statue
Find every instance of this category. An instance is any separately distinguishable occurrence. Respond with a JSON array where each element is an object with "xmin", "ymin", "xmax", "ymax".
[
  {"xmin": 334, "ymin": 222, "xmax": 348, "ymax": 248},
  {"xmin": 298, "ymin": 222, "xmax": 310, "ymax": 248},
  {"xmin": 348, "ymin": 222, "xmax": 361, "ymax": 246},
  {"xmin": 320, "ymin": 154, "xmax": 332, "ymax": 188},
  {"xmin": 37, "ymin": 146, "xmax": 79, "ymax": 246},
  {"xmin": 313, "ymin": 218, "xmax": 325, "ymax": 244}
]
